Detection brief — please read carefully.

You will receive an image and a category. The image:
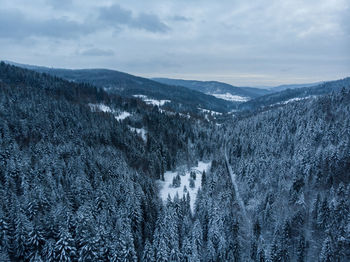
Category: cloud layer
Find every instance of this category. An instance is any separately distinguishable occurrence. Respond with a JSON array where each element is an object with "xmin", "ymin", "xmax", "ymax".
[{"xmin": 0, "ymin": 0, "xmax": 349, "ymax": 86}]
